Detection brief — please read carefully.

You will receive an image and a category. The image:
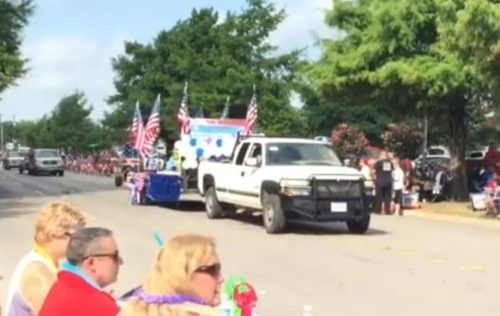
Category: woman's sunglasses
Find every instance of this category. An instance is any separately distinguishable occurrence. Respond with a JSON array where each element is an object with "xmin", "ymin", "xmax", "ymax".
[{"xmin": 195, "ymin": 263, "xmax": 221, "ymax": 278}]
